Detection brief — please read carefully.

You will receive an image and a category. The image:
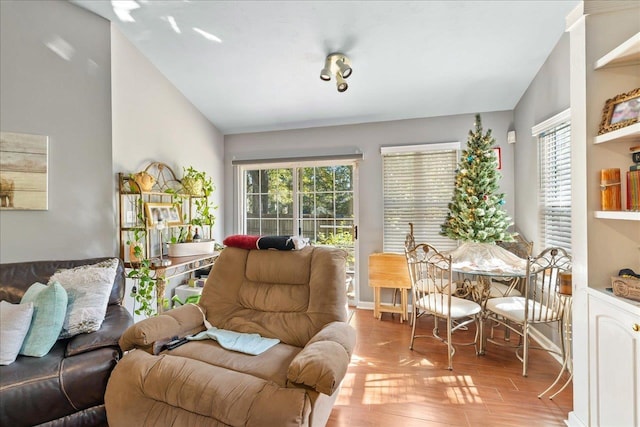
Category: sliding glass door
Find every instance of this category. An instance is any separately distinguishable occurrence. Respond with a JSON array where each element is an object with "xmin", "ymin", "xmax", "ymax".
[{"xmin": 241, "ymin": 162, "xmax": 358, "ymax": 305}]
